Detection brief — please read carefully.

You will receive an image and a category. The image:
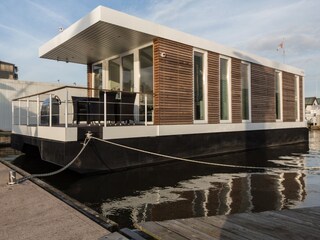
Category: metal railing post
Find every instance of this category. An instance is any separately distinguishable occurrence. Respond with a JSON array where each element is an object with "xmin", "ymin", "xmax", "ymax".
[
  {"xmin": 145, "ymin": 94, "xmax": 147, "ymax": 126},
  {"xmin": 65, "ymin": 90, "xmax": 68, "ymax": 128},
  {"xmin": 11, "ymin": 101, "xmax": 14, "ymax": 126},
  {"xmin": 49, "ymin": 94, "xmax": 52, "ymax": 127},
  {"xmin": 104, "ymin": 91, "xmax": 107, "ymax": 127},
  {"xmin": 26, "ymin": 98, "xmax": 29, "ymax": 126},
  {"xmin": 18, "ymin": 100, "xmax": 21, "ymax": 125},
  {"xmin": 36, "ymin": 95, "xmax": 40, "ymax": 126}
]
